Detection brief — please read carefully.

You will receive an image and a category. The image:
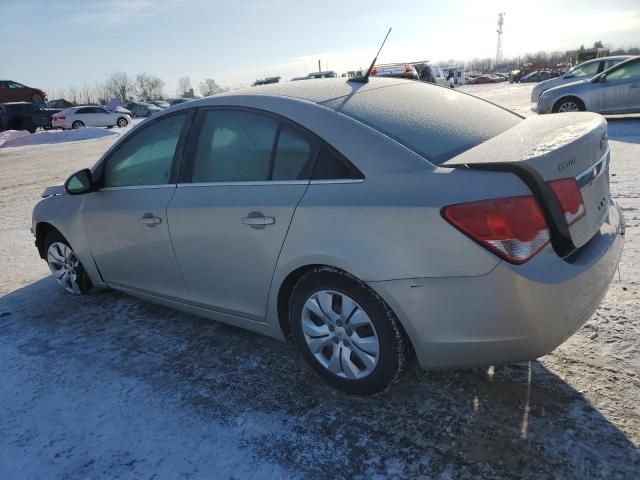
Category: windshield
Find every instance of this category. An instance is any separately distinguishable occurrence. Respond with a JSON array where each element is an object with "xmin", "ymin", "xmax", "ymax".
[
  {"xmin": 321, "ymin": 82, "xmax": 521, "ymax": 165},
  {"xmin": 566, "ymin": 61, "xmax": 600, "ymax": 77}
]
